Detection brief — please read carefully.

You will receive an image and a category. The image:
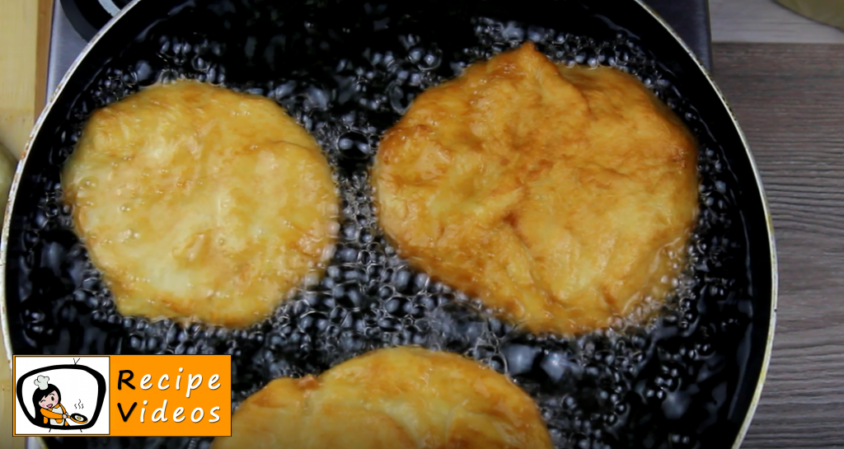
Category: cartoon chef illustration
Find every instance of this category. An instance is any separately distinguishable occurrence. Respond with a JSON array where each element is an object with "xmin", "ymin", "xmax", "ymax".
[{"xmin": 32, "ymin": 375, "xmax": 72, "ymax": 426}]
